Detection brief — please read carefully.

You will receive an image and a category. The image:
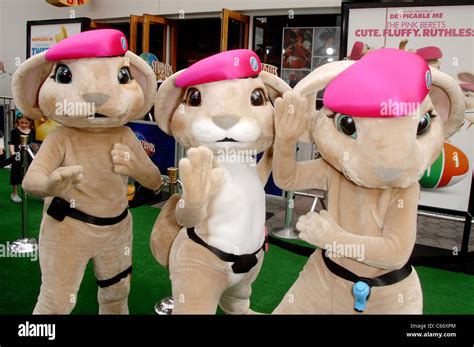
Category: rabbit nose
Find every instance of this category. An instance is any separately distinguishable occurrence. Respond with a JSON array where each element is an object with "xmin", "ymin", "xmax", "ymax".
[
  {"xmin": 212, "ymin": 115, "xmax": 239, "ymax": 130},
  {"xmin": 82, "ymin": 93, "xmax": 110, "ymax": 107}
]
